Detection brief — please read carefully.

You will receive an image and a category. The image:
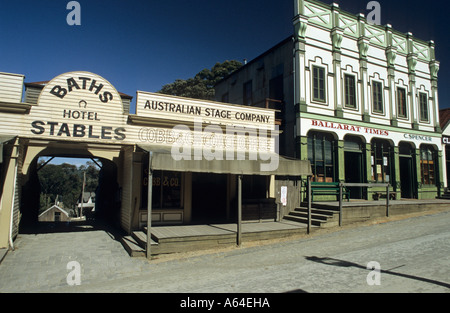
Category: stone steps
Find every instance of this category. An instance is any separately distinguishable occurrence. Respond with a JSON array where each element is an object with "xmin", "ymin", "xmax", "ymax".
[
  {"xmin": 120, "ymin": 228, "xmax": 159, "ymax": 257},
  {"xmin": 283, "ymin": 206, "xmax": 339, "ymax": 228}
]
